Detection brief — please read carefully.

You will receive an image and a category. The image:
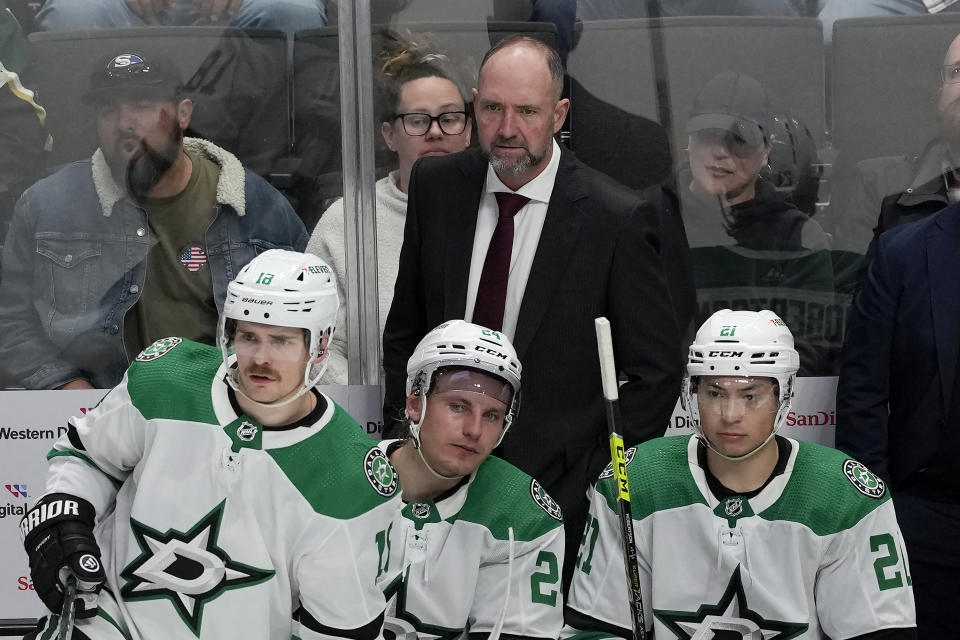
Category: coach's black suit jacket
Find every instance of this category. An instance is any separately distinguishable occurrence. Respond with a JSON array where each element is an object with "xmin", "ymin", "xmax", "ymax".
[
  {"xmin": 383, "ymin": 144, "xmax": 683, "ymax": 558},
  {"xmin": 837, "ymin": 202, "xmax": 960, "ymax": 488}
]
